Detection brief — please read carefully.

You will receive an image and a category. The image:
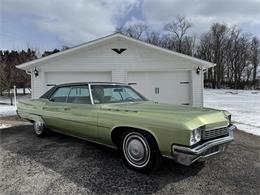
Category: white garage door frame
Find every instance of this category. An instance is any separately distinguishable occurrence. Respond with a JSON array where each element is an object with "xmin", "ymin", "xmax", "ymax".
[{"xmin": 127, "ymin": 69, "xmax": 193, "ymax": 105}]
